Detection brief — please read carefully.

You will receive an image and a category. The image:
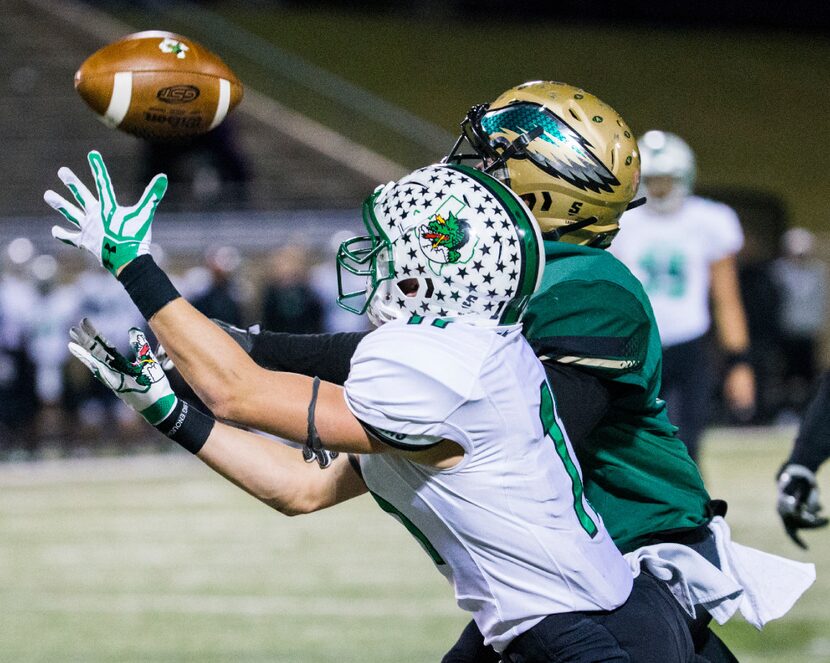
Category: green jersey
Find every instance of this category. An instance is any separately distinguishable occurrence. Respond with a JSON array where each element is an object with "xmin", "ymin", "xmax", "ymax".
[{"xmin": 523, "ymin": 241, "xmax": 711, "ymax": 553}]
